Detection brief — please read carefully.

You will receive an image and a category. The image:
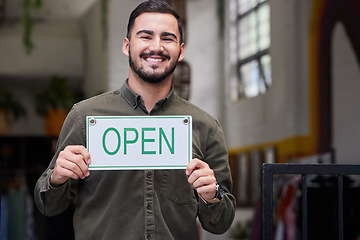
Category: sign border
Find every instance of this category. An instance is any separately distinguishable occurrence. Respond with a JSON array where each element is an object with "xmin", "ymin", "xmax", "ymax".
[{"xmin": 86, "ymin": 116, "xmax": 192, "ymax": 170}]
